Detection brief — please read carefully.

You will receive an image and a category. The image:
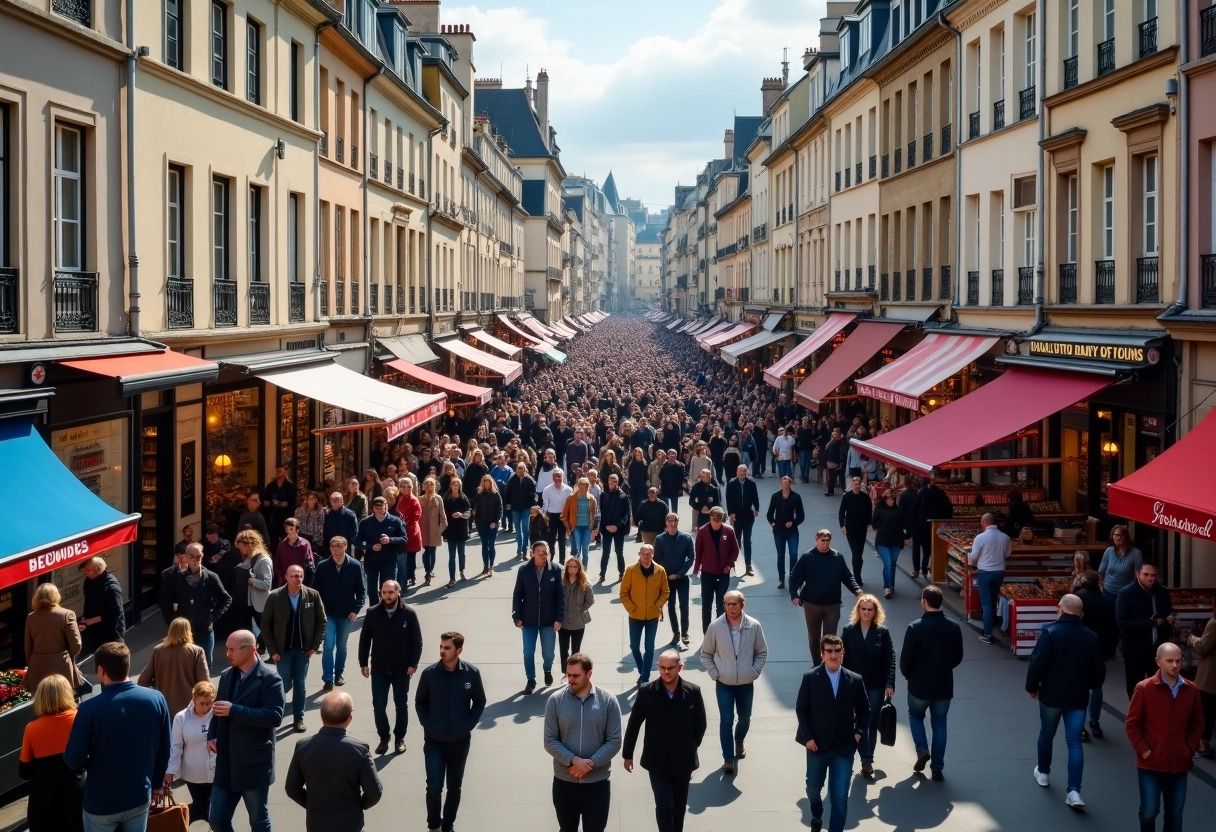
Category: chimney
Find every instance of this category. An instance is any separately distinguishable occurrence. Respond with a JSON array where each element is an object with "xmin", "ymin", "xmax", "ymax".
[
  {"xmin": 536, "ymin": 69, "xmax": 550, "ymax": 152},
  {"xmin": 724, "ymin": 128, "xmax": 735, "ymax": 162},
  {"xmin": 392, "ymin": 0, "xmax": 441, "ymax": 36},
  {"xmin": 761, "ymin": 77, "xmax": 784, "ymax": 113},
  {"xmin": 802, "ymin": 47, "xmax": 817, "ymax": 70},
  {"xmin": 524, "ymin": 74, "xmax": 533, "ymax": 106}
]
